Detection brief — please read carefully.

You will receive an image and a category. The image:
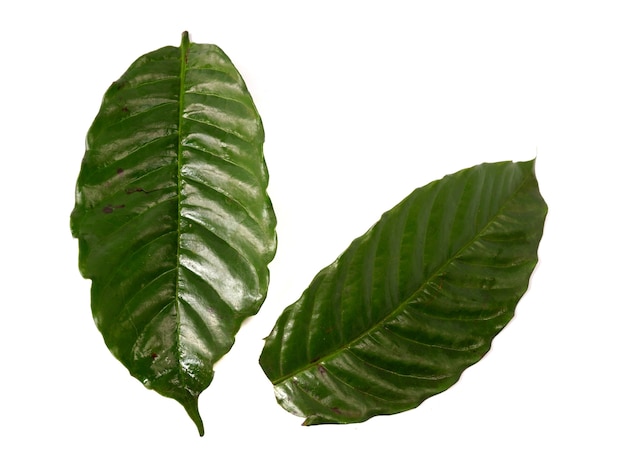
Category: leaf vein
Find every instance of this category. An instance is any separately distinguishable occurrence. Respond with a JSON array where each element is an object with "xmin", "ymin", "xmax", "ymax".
[{"xmin": 270, "ymin": 167, "xmax": 536, "ymax": 385}]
